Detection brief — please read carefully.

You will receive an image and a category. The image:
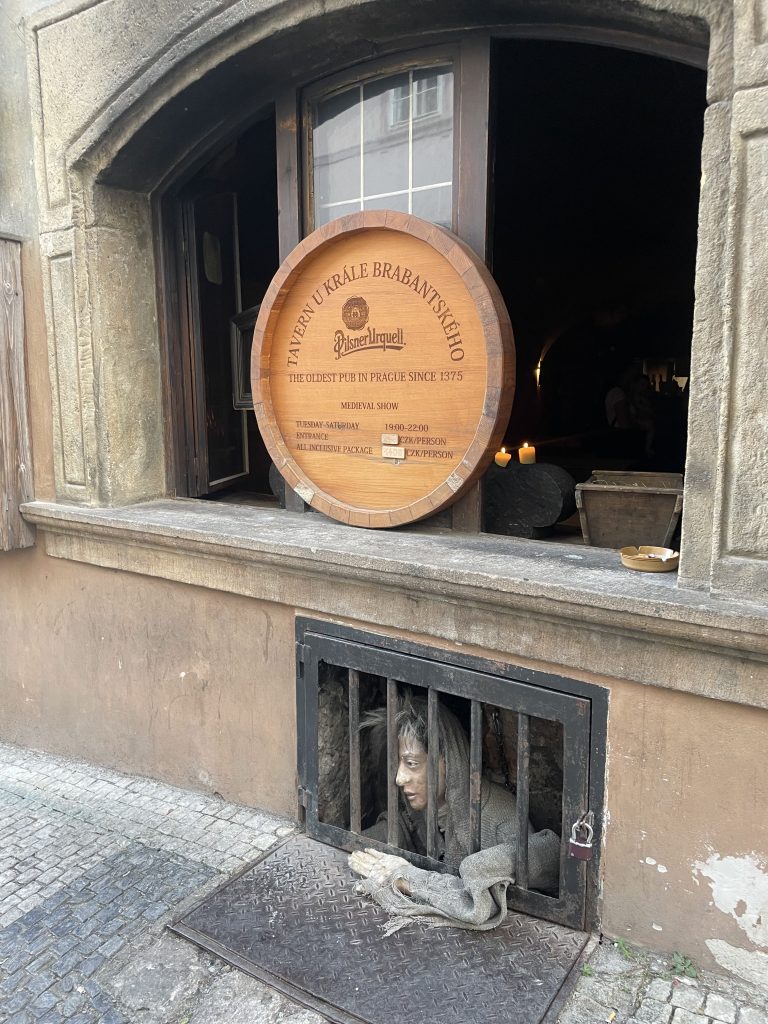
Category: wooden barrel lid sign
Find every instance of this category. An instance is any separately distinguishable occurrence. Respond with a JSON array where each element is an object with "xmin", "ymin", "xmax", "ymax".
[{"xmin": 252, "ymin": 211, "xmax": 515, "ymax": 527}]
